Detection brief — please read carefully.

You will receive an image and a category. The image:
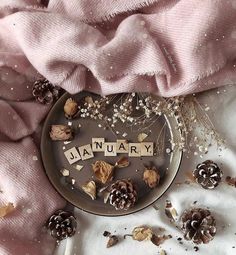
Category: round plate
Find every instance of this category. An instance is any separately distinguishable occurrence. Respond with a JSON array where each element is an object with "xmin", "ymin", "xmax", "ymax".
[{"xmin": 41, "ymin": 92, "xmax": 182, "ymax": 216}]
